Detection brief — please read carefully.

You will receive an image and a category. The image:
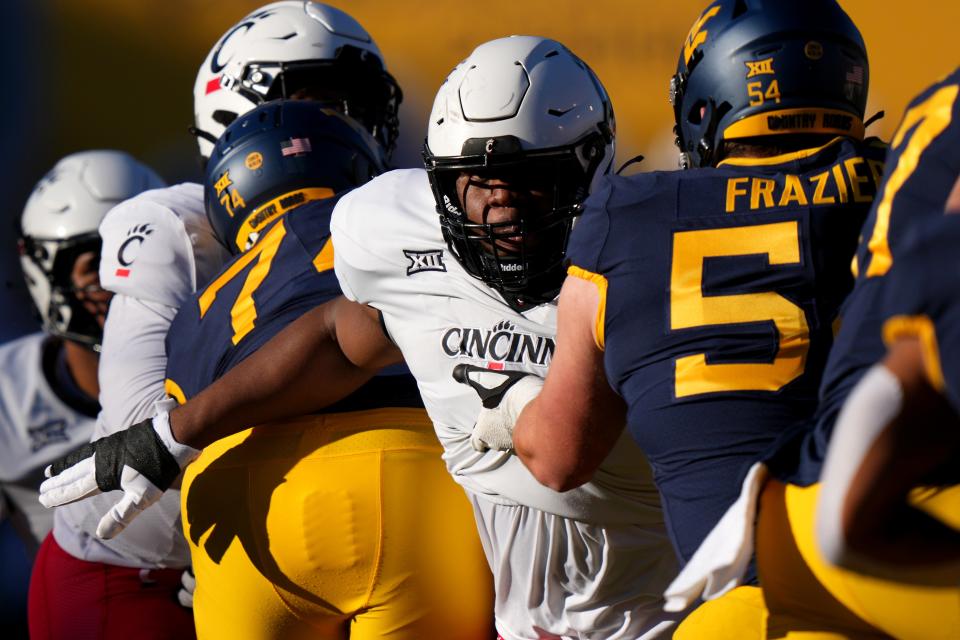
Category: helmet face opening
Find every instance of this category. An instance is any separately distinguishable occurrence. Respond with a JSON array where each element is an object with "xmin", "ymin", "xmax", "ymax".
[
  {"xmin": 426, "ymin": 131, "xmax": 608, "ymax": 307},
  {"xmin": 20, "ymin": 233, "xmax": 105, "ymax": 349},
  {"xmin": 240, "ymin": 48, "xmax": 402, "ymax": 155}
]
